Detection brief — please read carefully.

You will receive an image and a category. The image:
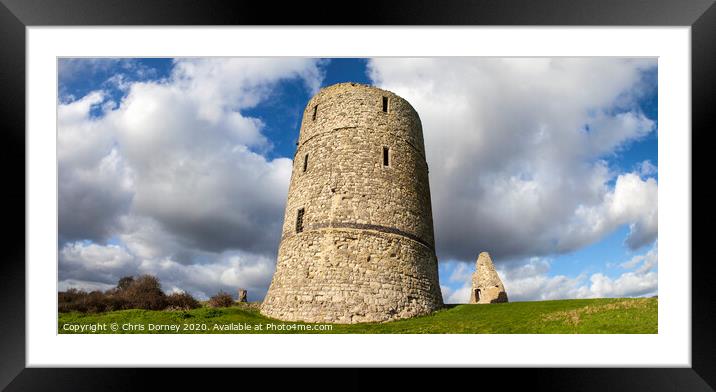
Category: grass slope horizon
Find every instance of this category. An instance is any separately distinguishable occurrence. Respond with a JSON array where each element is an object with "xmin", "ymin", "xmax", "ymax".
[{"xmin": 59, "ymin": 297, "xmax": 657, "ymax": 334}]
